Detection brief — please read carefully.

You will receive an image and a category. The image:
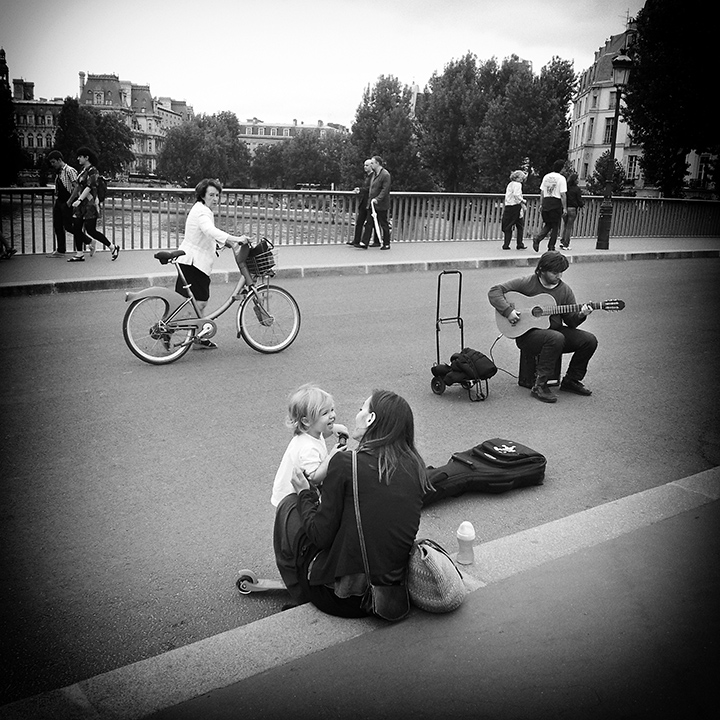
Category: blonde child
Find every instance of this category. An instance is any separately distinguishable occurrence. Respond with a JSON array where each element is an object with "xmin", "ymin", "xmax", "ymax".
[{"xmin": 270, "ymin": 384, "xmax": 349, "ymax": 507}]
